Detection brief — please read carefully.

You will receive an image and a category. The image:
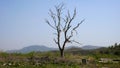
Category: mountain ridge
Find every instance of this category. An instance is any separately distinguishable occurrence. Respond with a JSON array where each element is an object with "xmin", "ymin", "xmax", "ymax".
[
  {"xmin": 81, "ymin": 45, "xmax": 101, "ymax": 50},
  {"xmin": 6, "ymin": 45, "xmax": 57, "ymax": 53},
  {"xmin": 6, "ymin": 45, "xmax": 102, "ymax": 53}
]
